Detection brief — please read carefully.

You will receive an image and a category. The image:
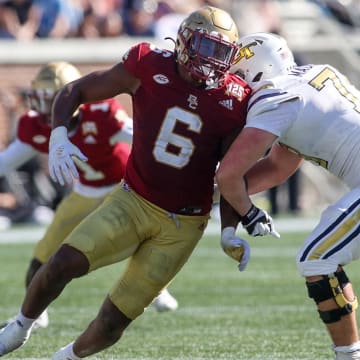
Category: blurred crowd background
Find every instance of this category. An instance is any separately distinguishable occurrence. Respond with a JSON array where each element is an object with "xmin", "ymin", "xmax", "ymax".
[
  {"xmin": 1, "ymin": 0, "xmax": 360, "ymax": 40},
  {"xmin": 0, "ymin": 0, "xmax": 359, "ymax": 228}
]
